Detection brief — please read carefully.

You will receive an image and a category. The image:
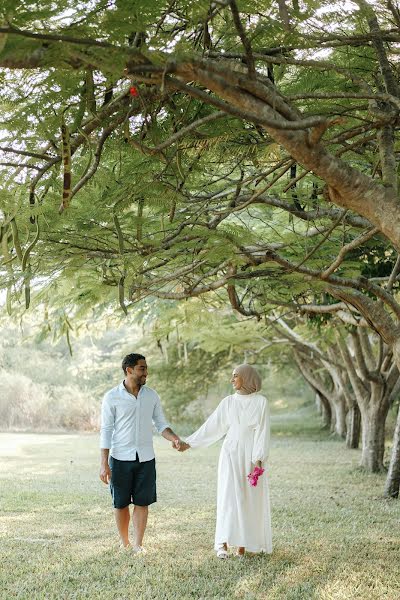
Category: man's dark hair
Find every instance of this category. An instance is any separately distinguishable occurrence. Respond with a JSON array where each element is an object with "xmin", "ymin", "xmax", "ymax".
[{"xmin": 122, "ymin": 353, "xmax": 146, "ymax": 374}]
